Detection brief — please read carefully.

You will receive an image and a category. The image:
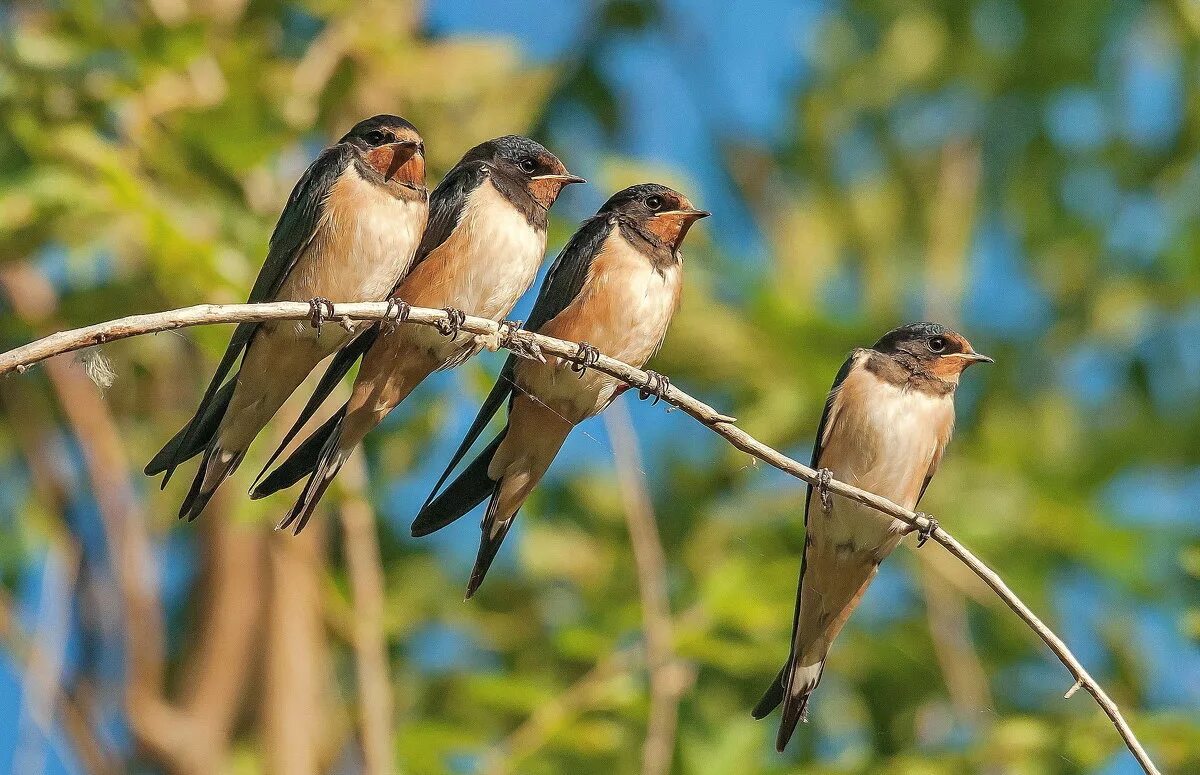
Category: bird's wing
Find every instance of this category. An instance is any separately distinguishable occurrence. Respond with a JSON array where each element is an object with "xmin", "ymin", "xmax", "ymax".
[
  {"xmin": 149, "ymin": 143, "xmax": 352, "ymax": 482},
  {"xmin": 250, "ymin": 162, "xmax": 482, "ymax": 490},
  {"xmin": 802, "ymin": 354, "xmax": 857, "ymax": 525},
  {"xmin": 419, "ymin": 215, "xmax": 611, "ymax": 511},
  {"xmin": 523, "ymin": 215, "xmax": 608, "ymax": 331},
  {"xmin": 250, "ymin": 325, "xmax": 379, "ymax": 495},
  {"xmin": 916, "ymin": 442, "xmax": 945, "ymax": 506},
  {"xmin": 751, "ymin": 352, "xmax": 857, "ymax": 725},
  {"xmin": 409, "ymin": 162, "xmax": 484, "ymax": 272}
]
